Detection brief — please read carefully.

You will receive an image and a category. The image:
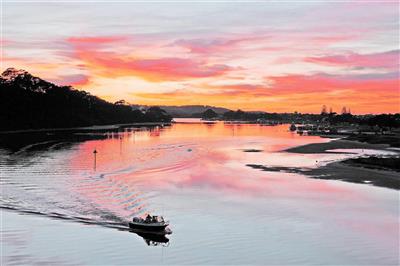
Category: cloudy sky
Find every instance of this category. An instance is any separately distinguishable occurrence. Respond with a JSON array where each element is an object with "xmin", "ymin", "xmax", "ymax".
[{"xmin": 3, "ymin": 1, "xmax": 399, "ymax": 113}]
